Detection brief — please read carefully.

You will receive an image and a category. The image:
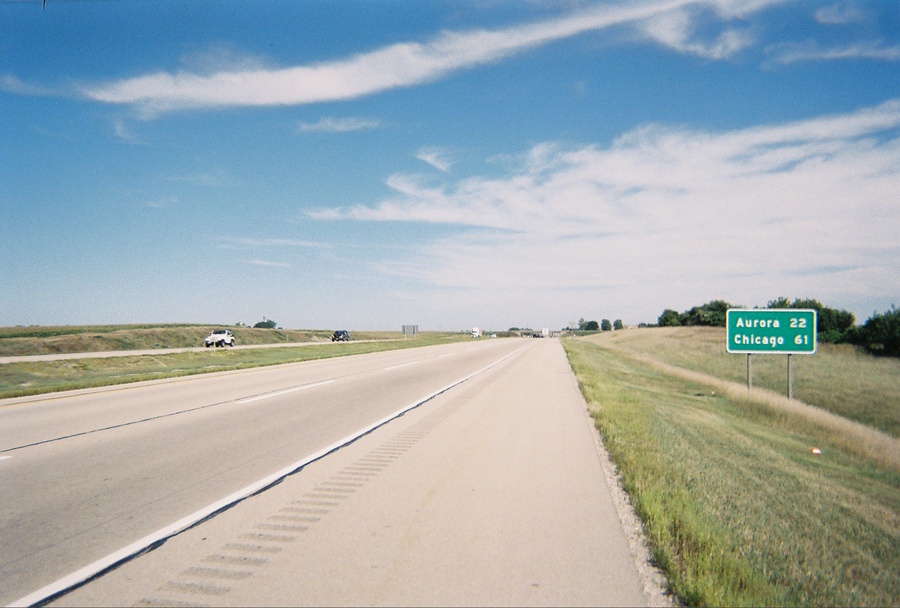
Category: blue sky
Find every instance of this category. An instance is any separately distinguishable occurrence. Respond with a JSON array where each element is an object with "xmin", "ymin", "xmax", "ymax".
[{"xmin": 2, "ymin": 0, "xmax": 898, "ymax": 331}]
